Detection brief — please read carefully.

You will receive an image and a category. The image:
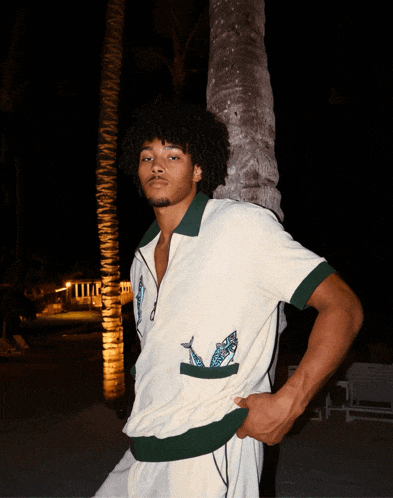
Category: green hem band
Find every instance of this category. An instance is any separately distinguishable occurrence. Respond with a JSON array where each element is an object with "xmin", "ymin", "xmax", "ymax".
[
  {"xmin": 180, "ymin": 362, "xmax": 239, "ymax": 378},
  {"xmin": 290, "ymin": 261, "xmax": 336, "ymax": 310},
  {"xmin": 129, "ymin": 408, "xmax": 248, "ymax": 462}
]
